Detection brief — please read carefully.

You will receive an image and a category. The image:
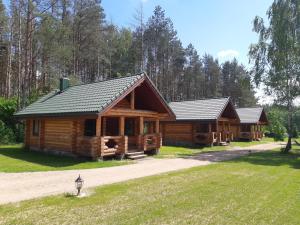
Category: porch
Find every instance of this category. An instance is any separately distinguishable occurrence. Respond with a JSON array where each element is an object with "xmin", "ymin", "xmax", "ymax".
[
  {"xmin": 193, "ymin": 120, "xmax": 234, "ymax": 146},
  {"xmin": 239, "ymin": 124, "xmax": 264, "ymax": 141},
  {"xmin": 83, "ymin": 113, "xmax": 162, "ymax": 159}
]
